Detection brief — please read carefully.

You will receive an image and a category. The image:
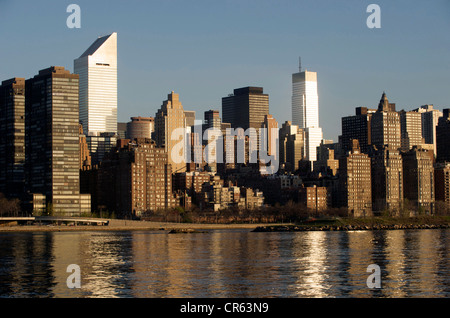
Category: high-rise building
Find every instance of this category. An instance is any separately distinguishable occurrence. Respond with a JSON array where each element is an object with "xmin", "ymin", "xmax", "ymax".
[
  {"xmin": 291, "ymin": 66, "xmax": 323, "ymax": 163},
  {"xmin": 402, "ymin": 146, "xmax": 435, "ymax": 214},
  {"xmin": 261, "ymin": 114, "xmax": 278, "ymax": 158},
  {"xmin": 370, "ymin": 93, "xmax": 401, "ymax": 151},
  {"xmin": 25, "ymin": 66, "xmax": 90, "ymax": 216},
  {"xmin": 436, "ymin": 109, "xmax": 450, "ymax": 162},
  {"xmin": 222, "ymin": 86, "xmax": 269, "ymax": 132},
  {"xmin": 79, "ymin": 123, "xmax": 91, "ymax": 170},
  {"xmin": 434, "ymin": 162, "xmax": 450, "ymax": 213},
  {"xmin": 0, "ymin": 78, "xmax": 26, "ymax": 198},
  {"xmin": 98, "ymin": 138, "xmax": 174, "ymax": 217},
  {"xmin": 117, "ymin": 122, "xmax": 127, "ymax": 139},
  {"xmin": 341, "ymin": 107, "xmax": 376, "ymax": 154},
  {"xmin": 370, "ymin": 145, "xmax": 403, "ymax": 215},
  {"xmin": 184, "ymin": 111, "xmax": 196, "ymax": 128},
  {"xmin": 74, "ymin": 32, "xmax": 117, "ymax": 135},
  {"xmin": 314, "ymin": 140, "xmax": 339, "ymax": 176},
  {"xmin": 126, "ymin": 116, "xmax": 154, "ymax": 140},
  {"xmin": 413, "ymin": 105, "xmax": 442, "ymax": 156},
  {"xmin": 399, "ymin": 110, "xmax": 423, "ymax": 152},
  {"xmin": 155, "ymin": 91, "xmax": 187, "ymax": 173},
  {"xmin": 338, "ymin": 140, "xmax": 372, "ymax": 217},
  {"xmin": 279, "ymin": 121, "xmax": 304, "ymax": 172}
]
